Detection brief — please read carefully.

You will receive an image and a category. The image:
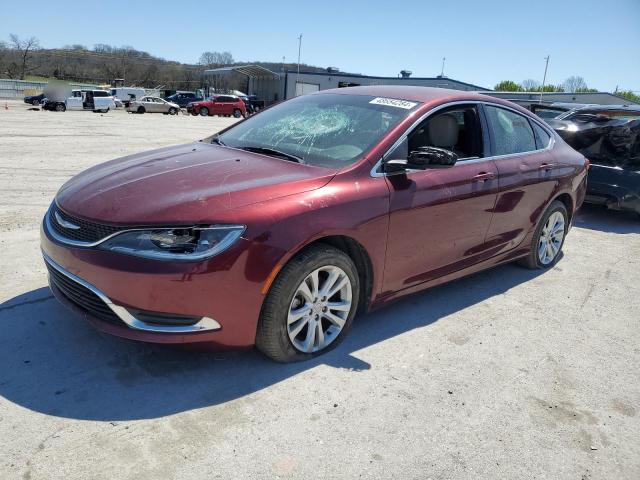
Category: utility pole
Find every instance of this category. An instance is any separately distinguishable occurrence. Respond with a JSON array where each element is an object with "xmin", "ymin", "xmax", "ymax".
[
  {"xmin": 540, "ymin": 55, "xmax": 550, "ymax": 103},
  {"xmin": 440, "ymin": 57, "xmax": 446, "ymax": 77},
  {"xmin": 296, "ymin": 34, "xmax": 303, "ymax": 95}
]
